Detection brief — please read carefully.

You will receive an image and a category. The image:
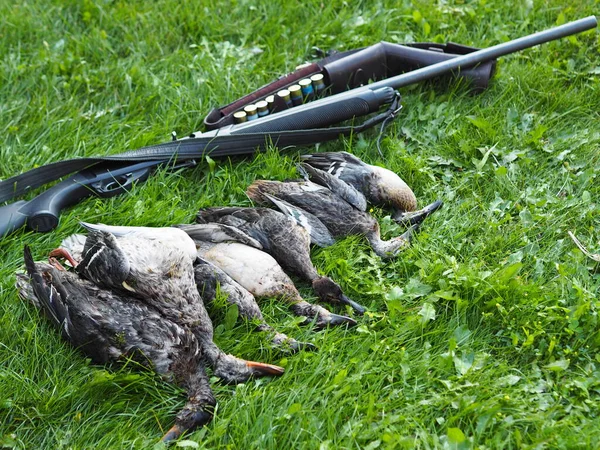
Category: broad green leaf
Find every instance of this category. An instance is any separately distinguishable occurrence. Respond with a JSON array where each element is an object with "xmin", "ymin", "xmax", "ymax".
[
  {"xmin": 497, "ymin": 374, "xmax": 521, "ymax": 386},
  {"xmin": 447, "ymin": 427, "xmax": 466, "ymax": 443},
  {"xmin": 385, "ymin": 286, "xmax": 404, "ymax": 301},
  {"xmin": 333, "ymin": 369, "xmax": 348, "ymax": 385},
  {"xmin": 405, "ymin": 278, "xmax": 432, "ymax": 298},
  {"xmin": 224, "ymin": 304, "xmax": 239, "ymax": 330},
  {"xmin": 176, "ymin": 440, "xmax": 200, "ymax": 448},
  {"xmin": 494, "ymin": 262, "xmax": 523, "ymax": 283},
  {"xmin": 364, "ymin": 440, "xmax": 381, "ymax": 450},
  {"xmin": 544, "ymin": 359, "xmax": 570, "ymax": 371},
  {"xmin": 287, "ymin": 403, "xmax": 302, "ymax": 414},
  {"xmin": 419, "ymin": 303, "xmax": 436, "ymax": 323},
  {"xmin": 453, "ymin": 352, "xmax": 474, "ymax": 376},
  {"xmin": 519, "ymin": 209, "xmax": 534, "ymax": 226}
]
